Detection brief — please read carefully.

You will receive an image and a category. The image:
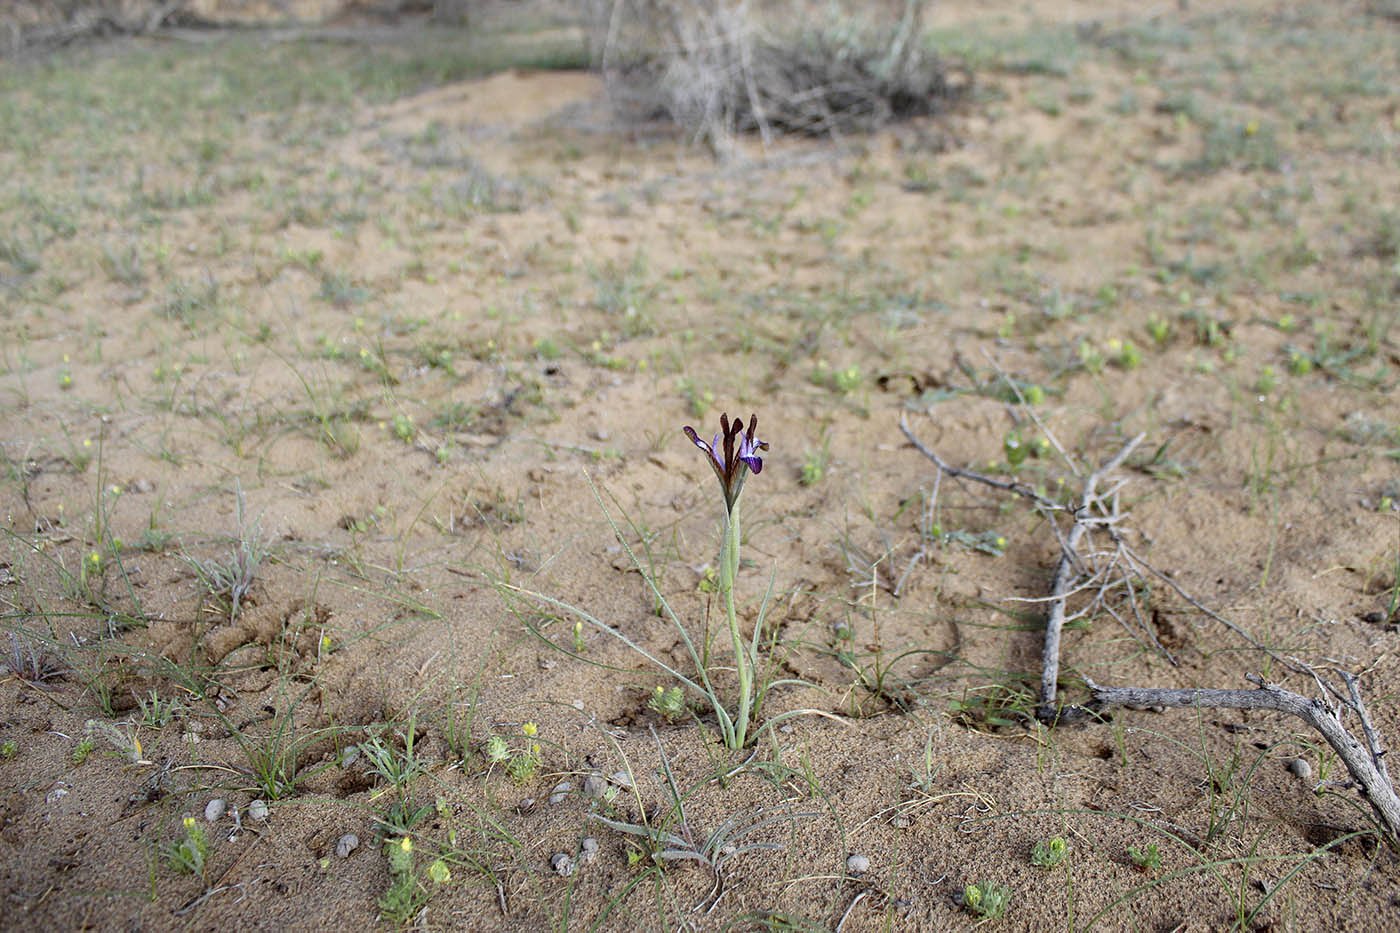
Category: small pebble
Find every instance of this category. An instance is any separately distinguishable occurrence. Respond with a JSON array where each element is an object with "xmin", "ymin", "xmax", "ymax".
[
  {"xmin": 891, "ymin": 813, "xmax": 911, "ymax": 829},
  {"xmin": 205, "ymin": 798, "xmax": 227, "ymax": 823},
  {"xmin": 549, "ymin": 781, "xmax": 573, "ymax": 805},
  {"xmin": 340, "ymin": 747, "xmax": 360, "ymax": 769},
  {"xmin": 516, "ymin": 797, "xmax": 536, "ymax": 814},
  {"xmin": 1287, "ymin": 757, "xmax": 1312, "ymax": 780},
  {"xmin": 846, "ymin": 854, "xmax": 870, "ymax": 875},
  {"xmin": 582, "ymin": 773, "xmax": 607, "ymax": 798},
  {"xmin": 551, "ymin": 852, "xmax": 576, "ymax": 877},
  {"xmin": 248, "ymin": 800, "xmax": 269, "ymax": 821},
  {"xmin": 580, "ymin": 837, "xmax": 599, "ymax": 863},
  {"xmin": 608, "ymin": 770, "xmax": 634, "ymax": 790},
  {"xmin": 335, "ymin": 833, "xmax": 360, "ymax": 858}
]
